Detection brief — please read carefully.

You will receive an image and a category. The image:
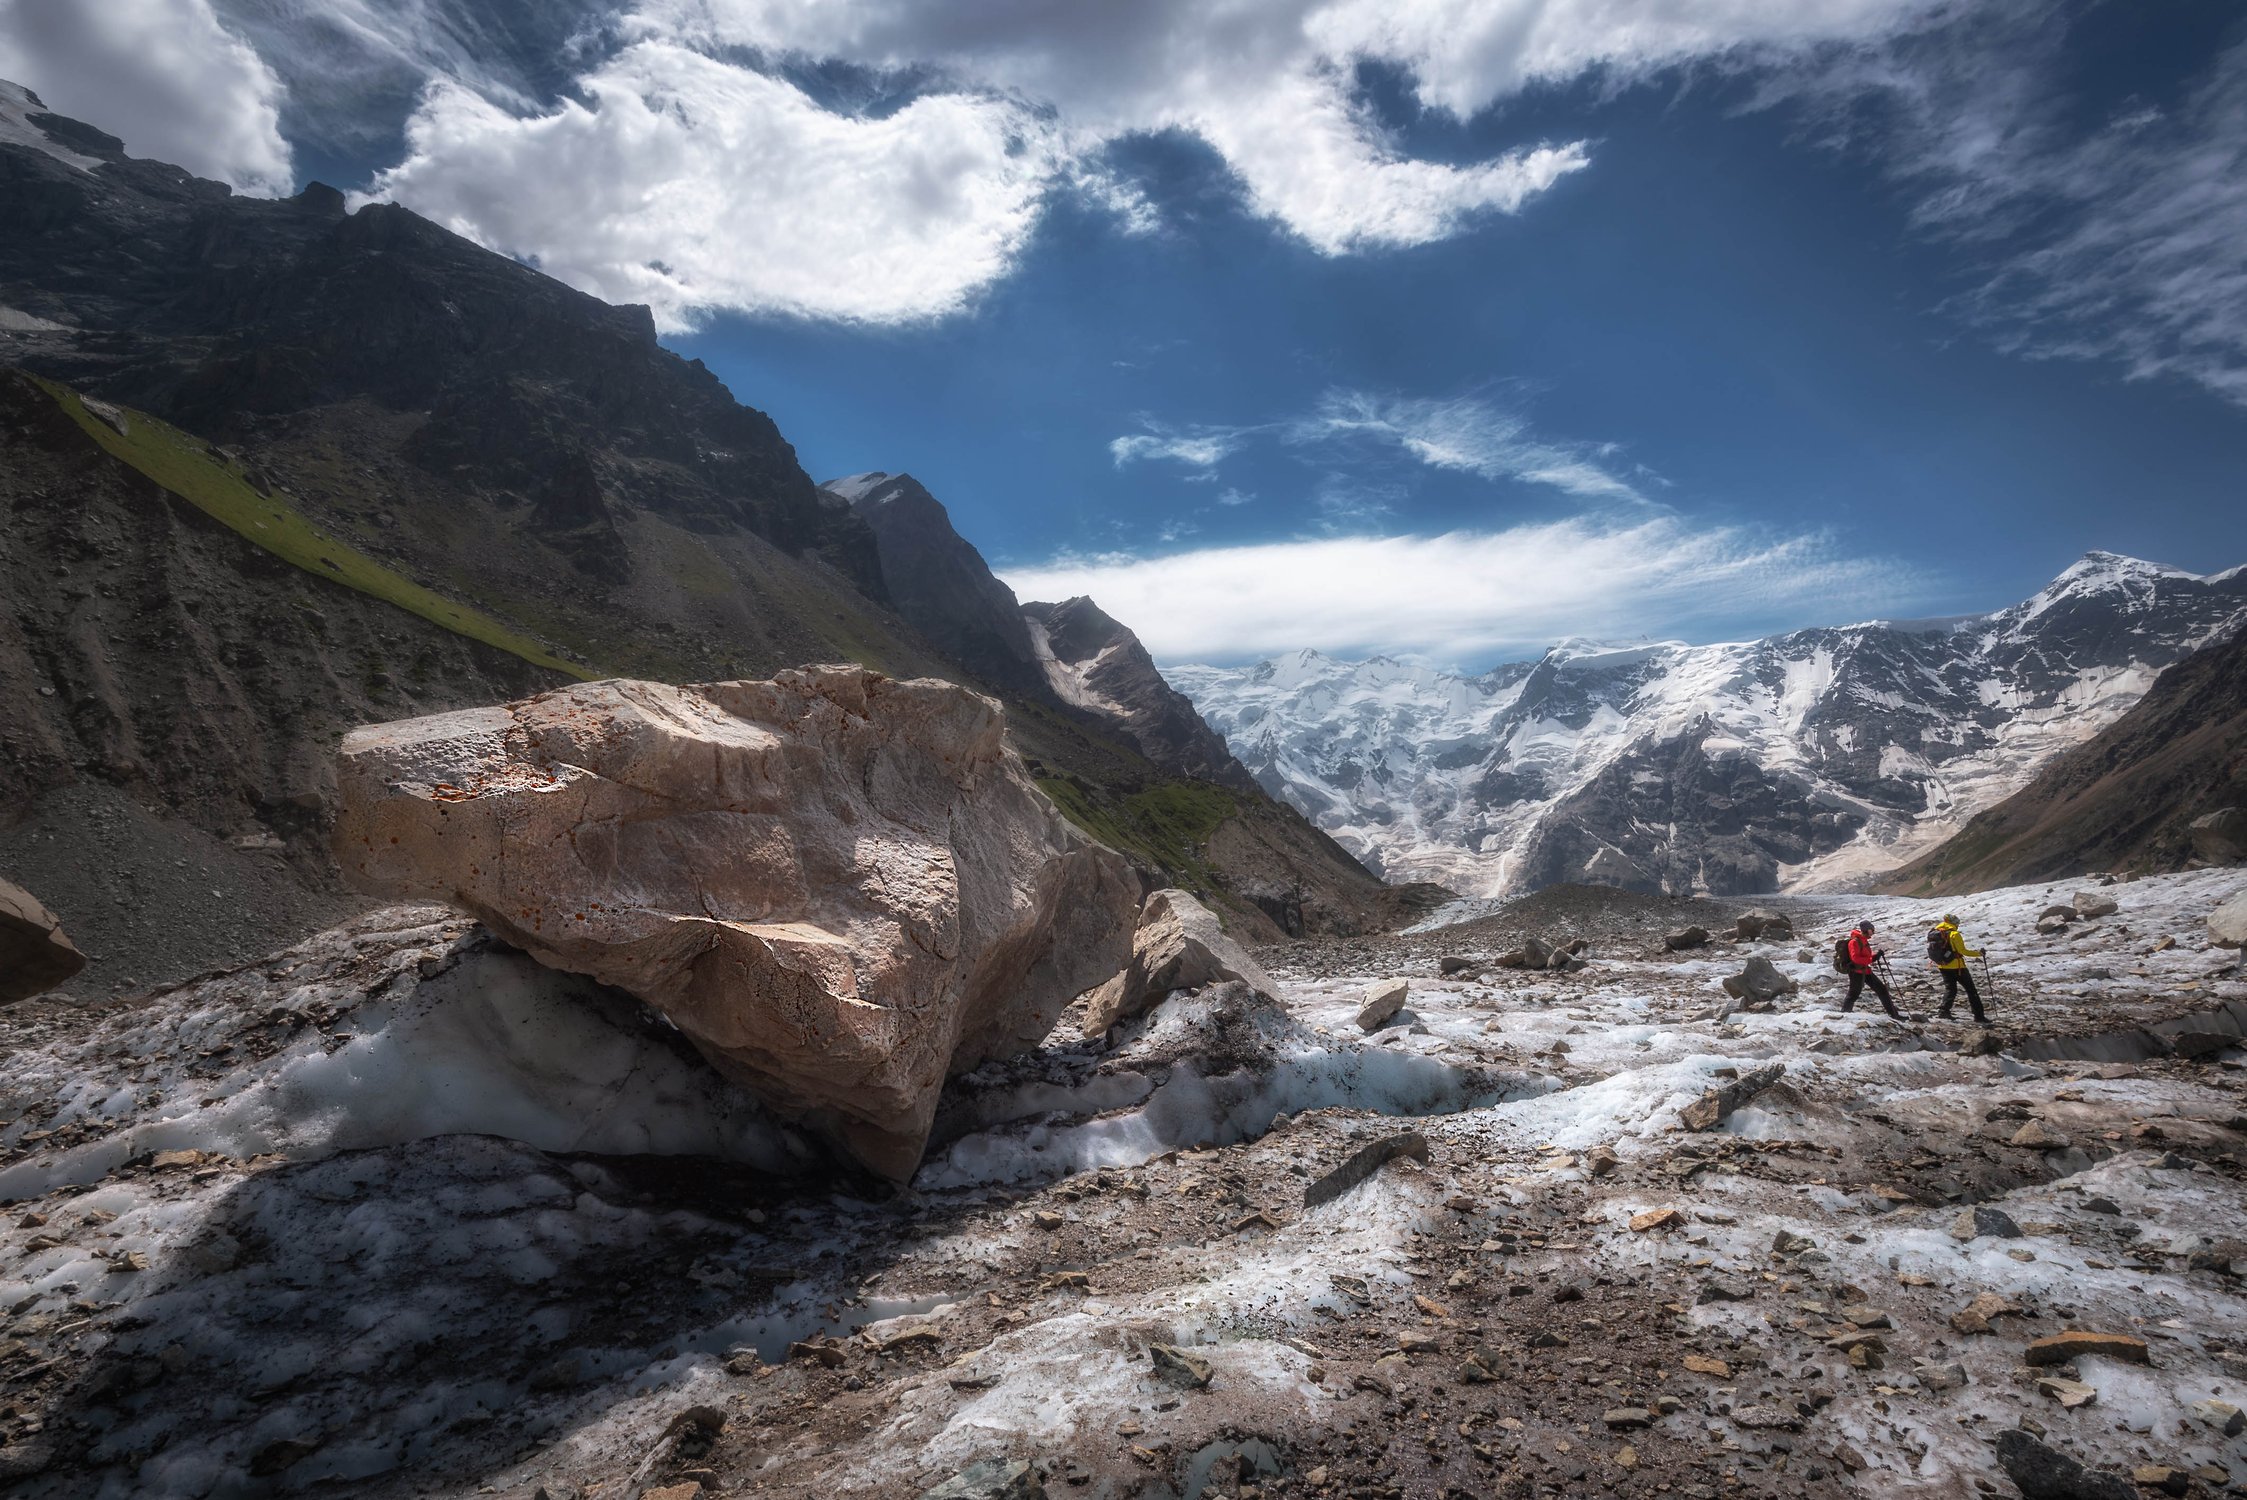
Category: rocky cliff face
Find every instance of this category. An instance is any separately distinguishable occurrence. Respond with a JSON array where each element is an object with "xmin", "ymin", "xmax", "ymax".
[
  {"xmin": 1884, "ymin": 625, "xmax": 2247, "ymax": 893},
  {"xmin": 1173, "ymin": 555, "xmax": 2247, "ymax": 899},
  {"xmin": 826, "ymin": 472, "xmax": 1046, "ymax": 699}
]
